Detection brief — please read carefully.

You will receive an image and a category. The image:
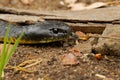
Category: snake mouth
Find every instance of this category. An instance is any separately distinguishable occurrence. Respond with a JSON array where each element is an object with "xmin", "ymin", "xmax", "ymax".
[
  {"xmin": 0, "ymin": 33, "xmax": 72, "ymax": 44},
  {"xmin": 8, "ymin": 31, "xmax": 72, "ymax": 44},
  {"xmin": 8, "ymin": 34, "xmax": 71, "ymax": 44}
]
